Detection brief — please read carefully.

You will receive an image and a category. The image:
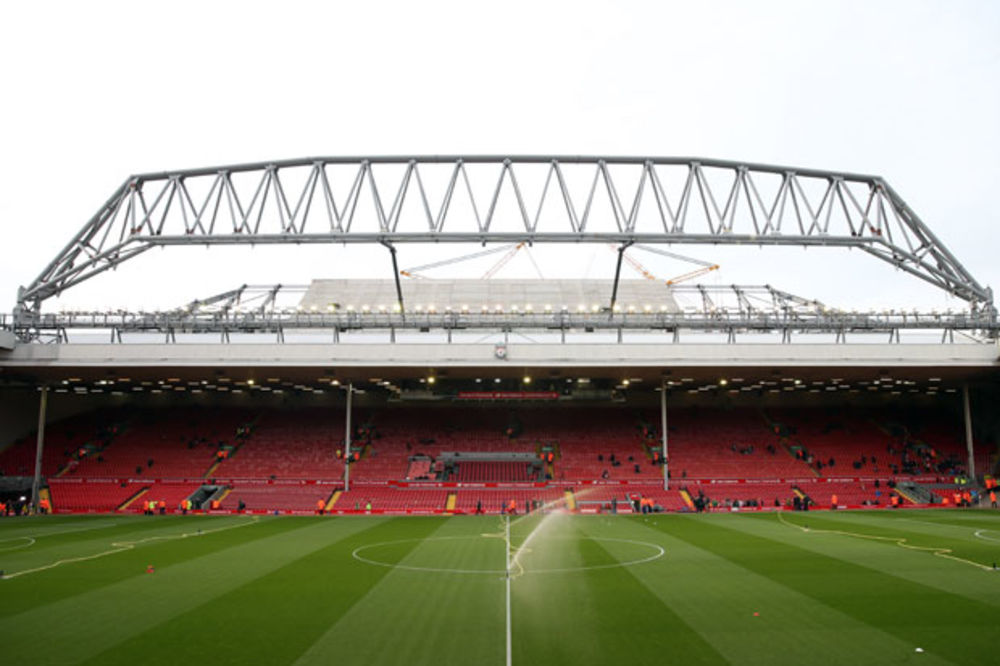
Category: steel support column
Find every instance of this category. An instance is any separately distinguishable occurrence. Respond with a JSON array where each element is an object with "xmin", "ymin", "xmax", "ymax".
[
  {"xmin": 31, "ymin": 386, "xmax": 49, "ymax": 513},
  {"xmin": 661, "ymin": 381, "xmax": 668, "ymax": 491},
  {"xmin": 343, "ymin": 383, "xmax": 353, "ymax": 492},
  {"xmin": 962, "ymin": 384, "xmax": 975, "ymax": 480},
  {"xmin": 609, "ymin": 242, "xmax": 632, "ymax": 316},
  {"xmin": 383, "ymin": 243, "xmax": 406, "ymax": 317}
]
